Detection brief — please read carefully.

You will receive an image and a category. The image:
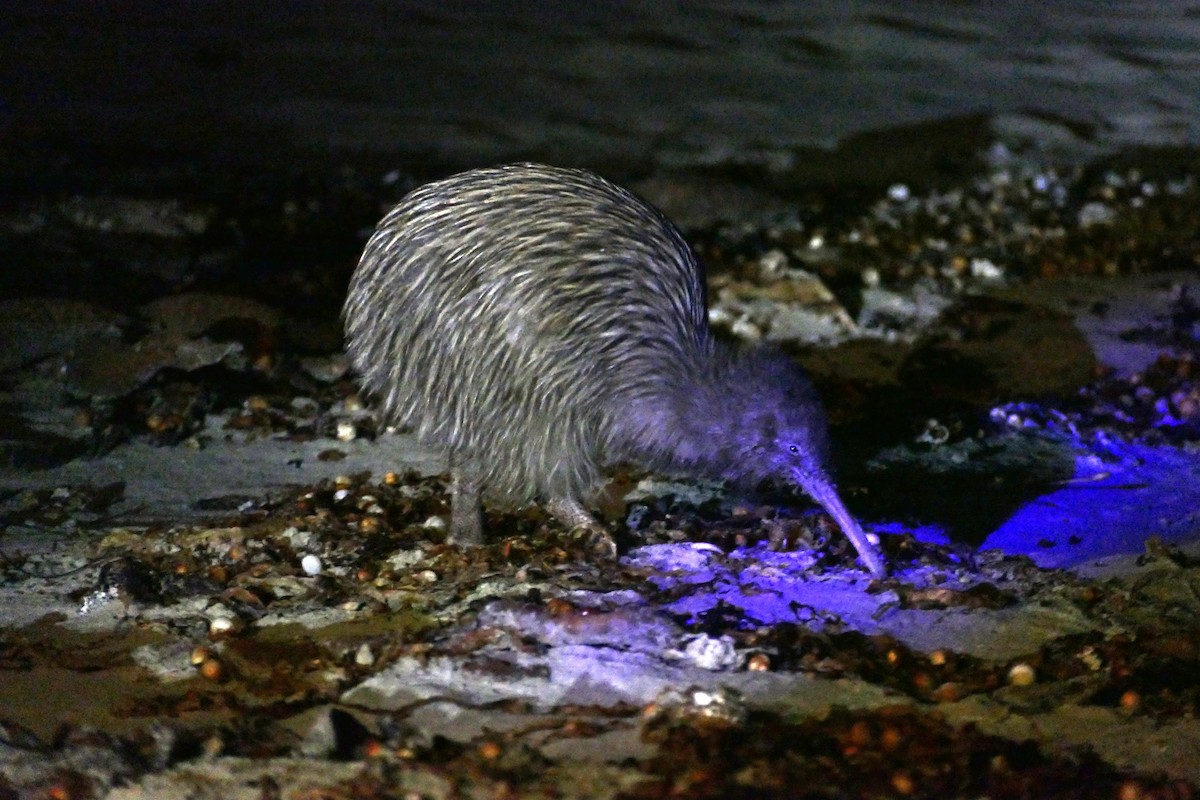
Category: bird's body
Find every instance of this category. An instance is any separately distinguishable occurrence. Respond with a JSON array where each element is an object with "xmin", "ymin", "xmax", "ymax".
[{"xmin": 344, "ymin": 163, "xmax": 885, "ymax": 577}]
